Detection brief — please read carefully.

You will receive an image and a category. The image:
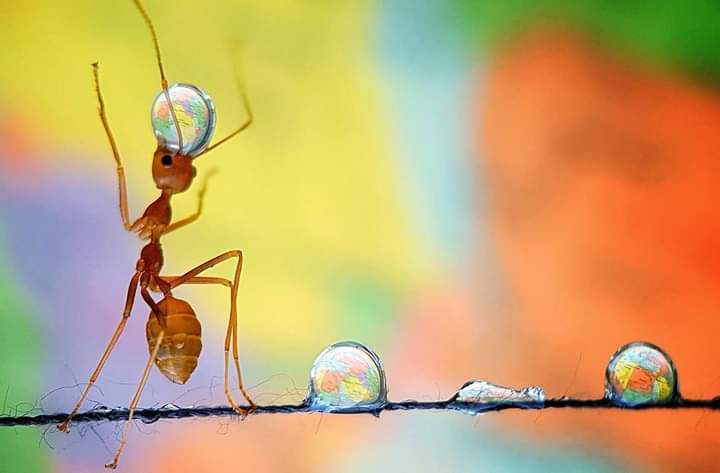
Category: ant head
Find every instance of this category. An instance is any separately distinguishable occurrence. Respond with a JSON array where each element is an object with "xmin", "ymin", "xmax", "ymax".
[{"xmin": 152, "ymin": 148, "xmax": 197, "ymax": 193}]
